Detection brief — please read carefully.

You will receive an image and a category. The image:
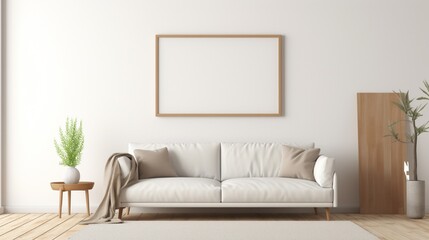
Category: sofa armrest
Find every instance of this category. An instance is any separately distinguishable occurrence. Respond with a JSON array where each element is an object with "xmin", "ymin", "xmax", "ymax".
[
  {"xmin": 333, "ymin": 172, "xmax": 338, "ymax": 207},
  {"xmin": 313, "ymin": 155, "xmax": 335, "ymax": 188},
  {"xmin": 118, "ymin": 156, "xmax": 132, "ymax": 179}
]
